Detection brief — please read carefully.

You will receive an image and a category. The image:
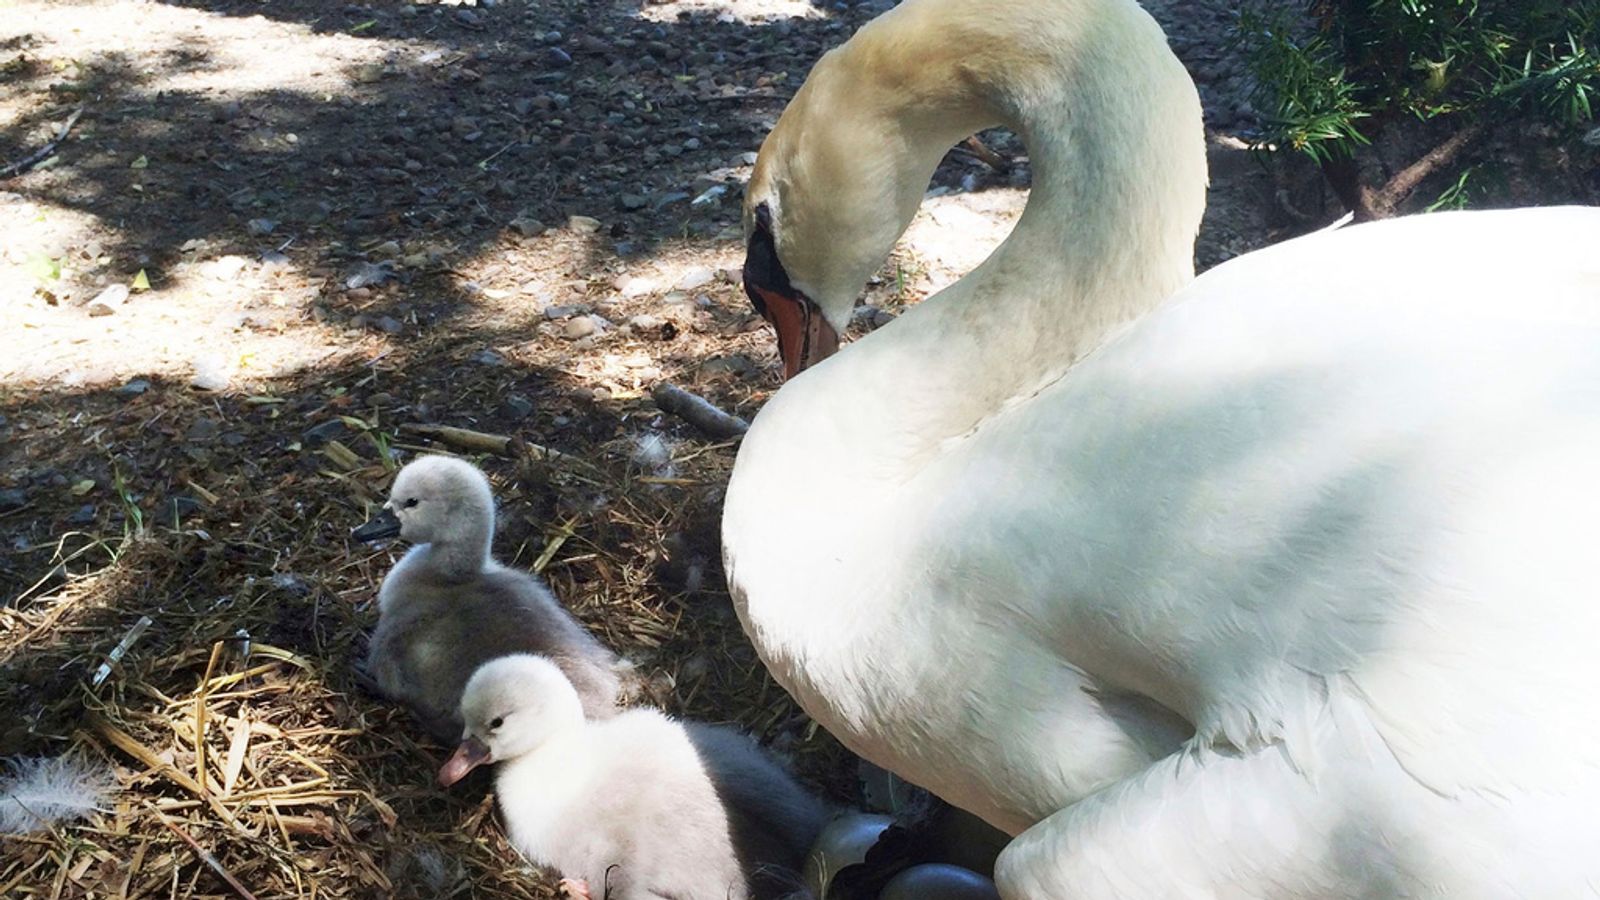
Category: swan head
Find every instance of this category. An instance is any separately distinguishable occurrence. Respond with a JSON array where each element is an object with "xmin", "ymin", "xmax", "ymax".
[
  {"xmin": 742, "ymin": 33, "xmax": 958, "ymax": 379},
  {"xmin": 742, "ymin": 192, "xmax": 842, "ymax": 381},
  {"xmin": 438, "ymin": 654, "xmax": 585, "ymax": 786},
  {"xmin": 352, "ymin": 455, "xmax": 495, "ymax": 547}
]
